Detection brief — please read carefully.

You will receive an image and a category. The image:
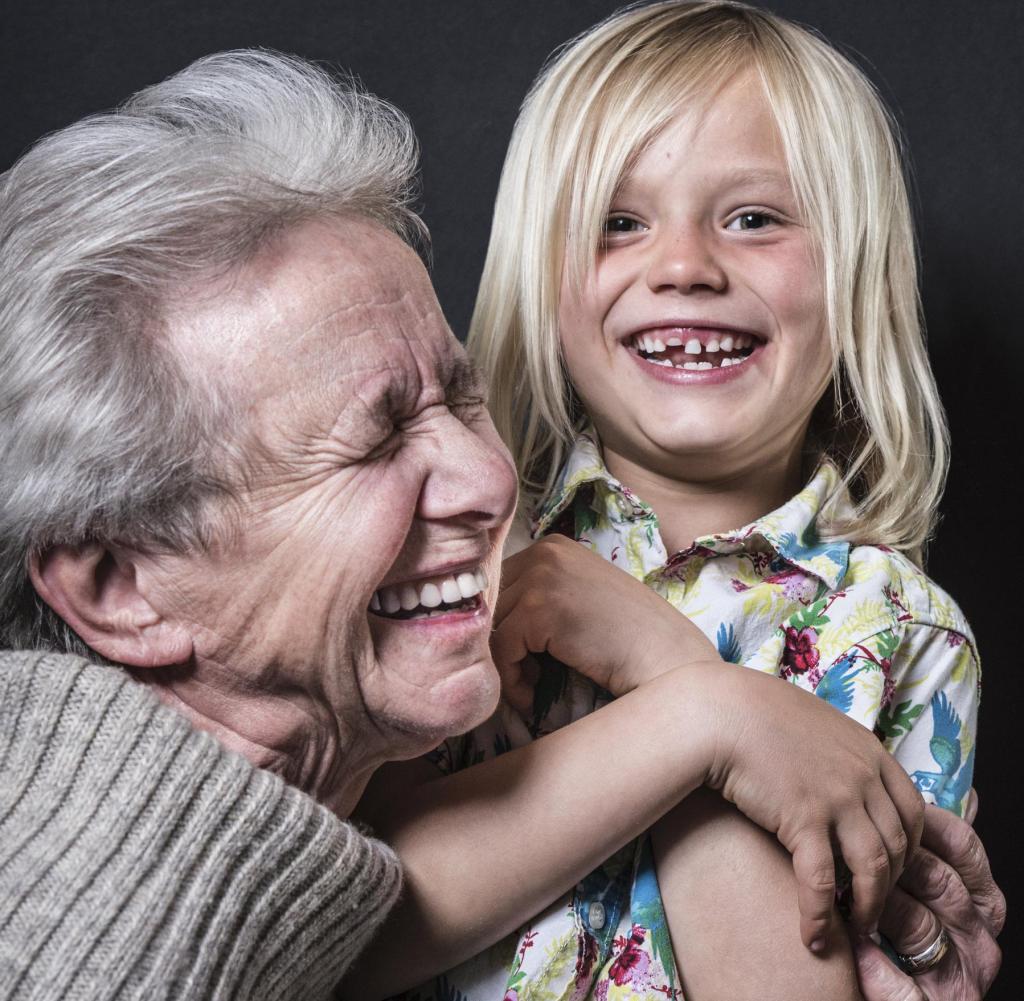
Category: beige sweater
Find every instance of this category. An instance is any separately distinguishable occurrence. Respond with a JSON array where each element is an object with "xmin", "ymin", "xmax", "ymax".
[{"xmin": 0, "ymin": 649, "xmax": 401, "ymax": 1000}]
